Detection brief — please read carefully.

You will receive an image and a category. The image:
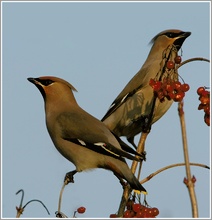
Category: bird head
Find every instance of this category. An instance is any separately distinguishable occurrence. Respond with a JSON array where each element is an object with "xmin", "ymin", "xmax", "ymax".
[
  {"xmin": 27, "ymin": 76, "xmax": 78, "ymax": 102},
  {"xmin": 150, "ymin": 29, "xmax": 191, "ymax": 51}
]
